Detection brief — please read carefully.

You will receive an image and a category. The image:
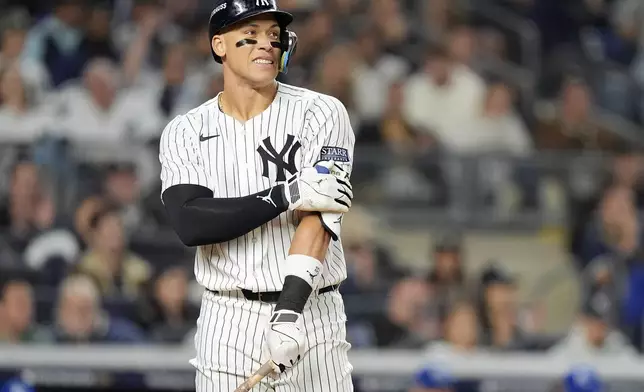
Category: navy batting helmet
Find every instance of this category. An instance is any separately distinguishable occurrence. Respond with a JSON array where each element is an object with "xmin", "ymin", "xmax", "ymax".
[{"xmin": 208, "ymin": 0, "xmax": 297, "ymax": 73}]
